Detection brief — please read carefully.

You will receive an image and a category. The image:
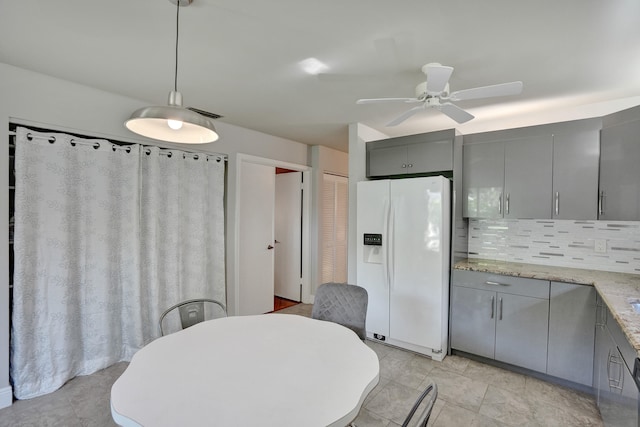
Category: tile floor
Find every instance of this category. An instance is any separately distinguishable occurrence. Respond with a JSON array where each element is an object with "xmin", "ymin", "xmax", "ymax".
[{"xmin": 0, "ymin": 303, "xmax": 603, "ymax": 427}]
